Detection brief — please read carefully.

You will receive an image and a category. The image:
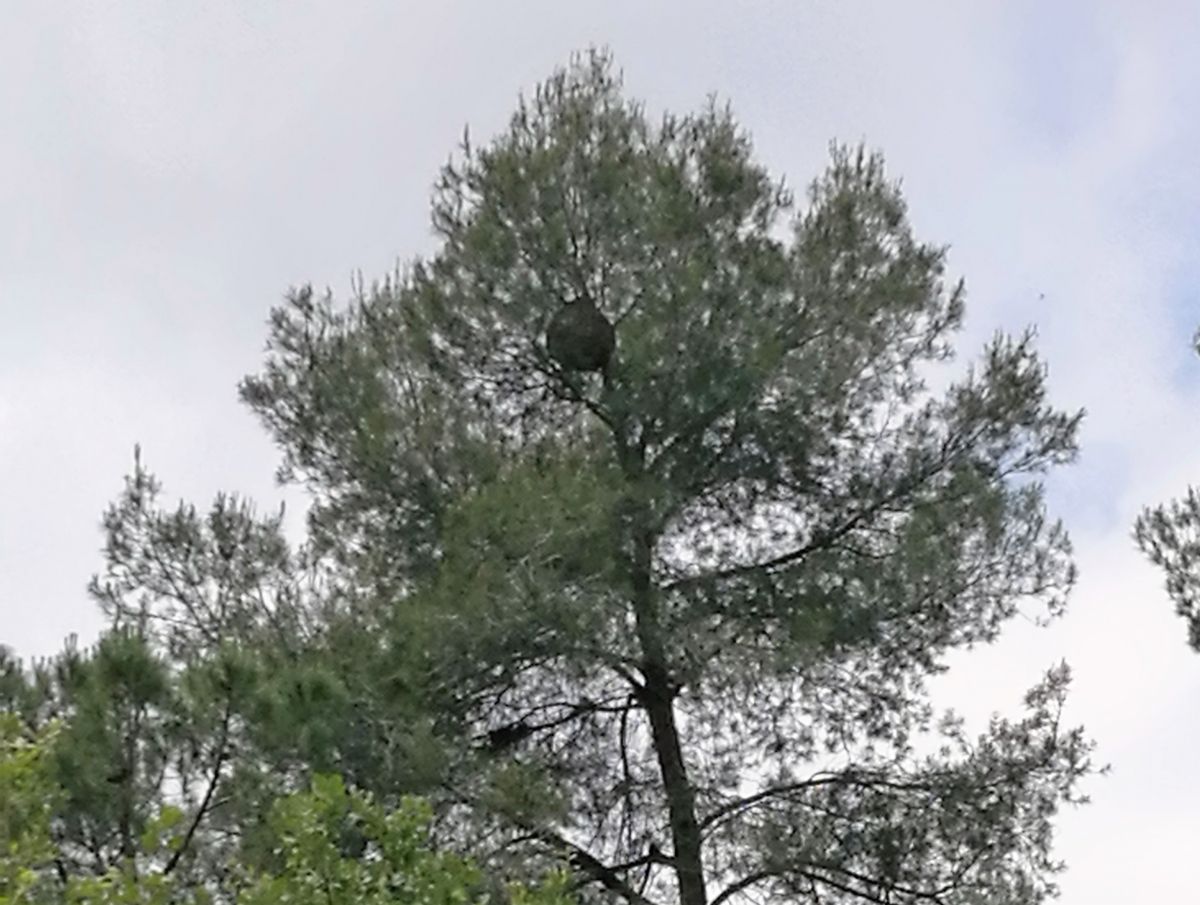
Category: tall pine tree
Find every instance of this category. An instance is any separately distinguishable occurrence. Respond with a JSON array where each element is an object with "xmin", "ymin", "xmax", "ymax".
[{"xmin": 87, "ymin": 51, "xmax": 1094, "ymax": 905}]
